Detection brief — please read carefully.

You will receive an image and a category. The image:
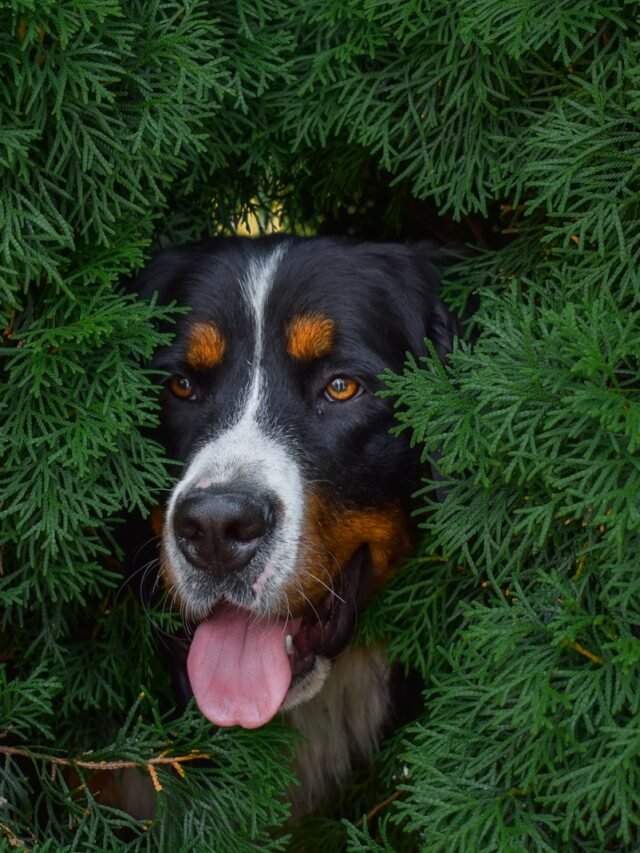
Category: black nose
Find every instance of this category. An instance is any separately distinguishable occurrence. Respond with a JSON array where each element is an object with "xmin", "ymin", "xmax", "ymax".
[{"xmin": 173, "ymin": 488, "xmax": 275, "ymax": 574}]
